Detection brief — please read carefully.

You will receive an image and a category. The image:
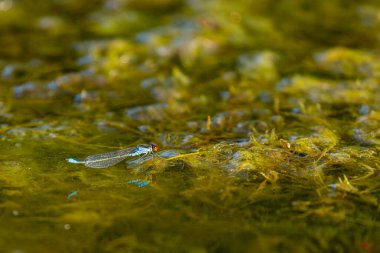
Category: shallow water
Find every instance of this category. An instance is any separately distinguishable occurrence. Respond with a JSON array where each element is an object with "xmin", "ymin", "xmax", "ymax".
[{"xmin": 1, "ymin": 0, "xmax": 380, "ymax": 252}]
